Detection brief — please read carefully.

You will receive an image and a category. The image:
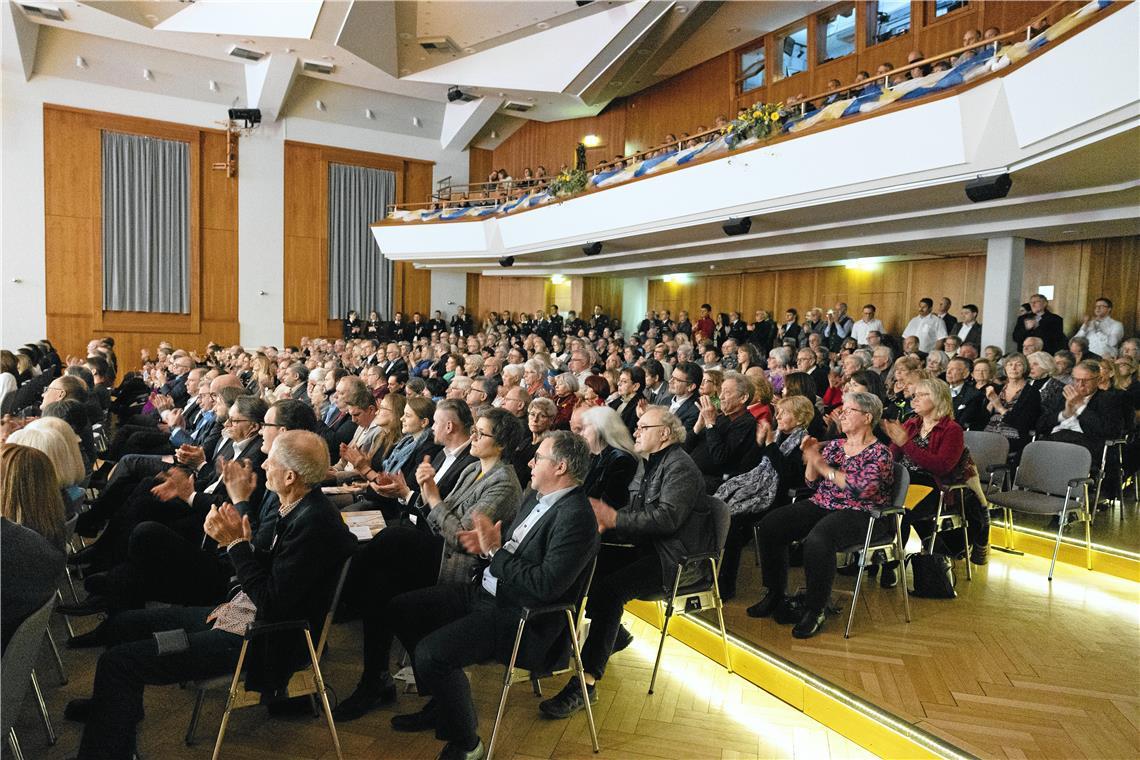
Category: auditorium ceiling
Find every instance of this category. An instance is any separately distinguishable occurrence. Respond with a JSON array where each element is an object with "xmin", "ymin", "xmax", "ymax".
[{"xmin": 6, "ymin": 1, "xmax": 816, "ymax": 144}]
